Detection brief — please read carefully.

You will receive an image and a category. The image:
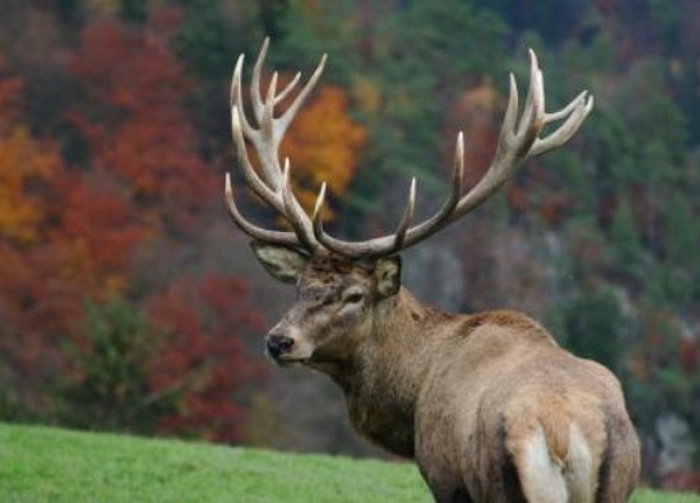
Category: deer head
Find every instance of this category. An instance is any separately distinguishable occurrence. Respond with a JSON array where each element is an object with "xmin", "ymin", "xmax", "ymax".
[
  {"xmin": 251, "ymin": 245, "xmax": 400, "ymax": 368},
  {"xmin": 224, "ymin": 38, "xmax": 593, "ymax": 367}
]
